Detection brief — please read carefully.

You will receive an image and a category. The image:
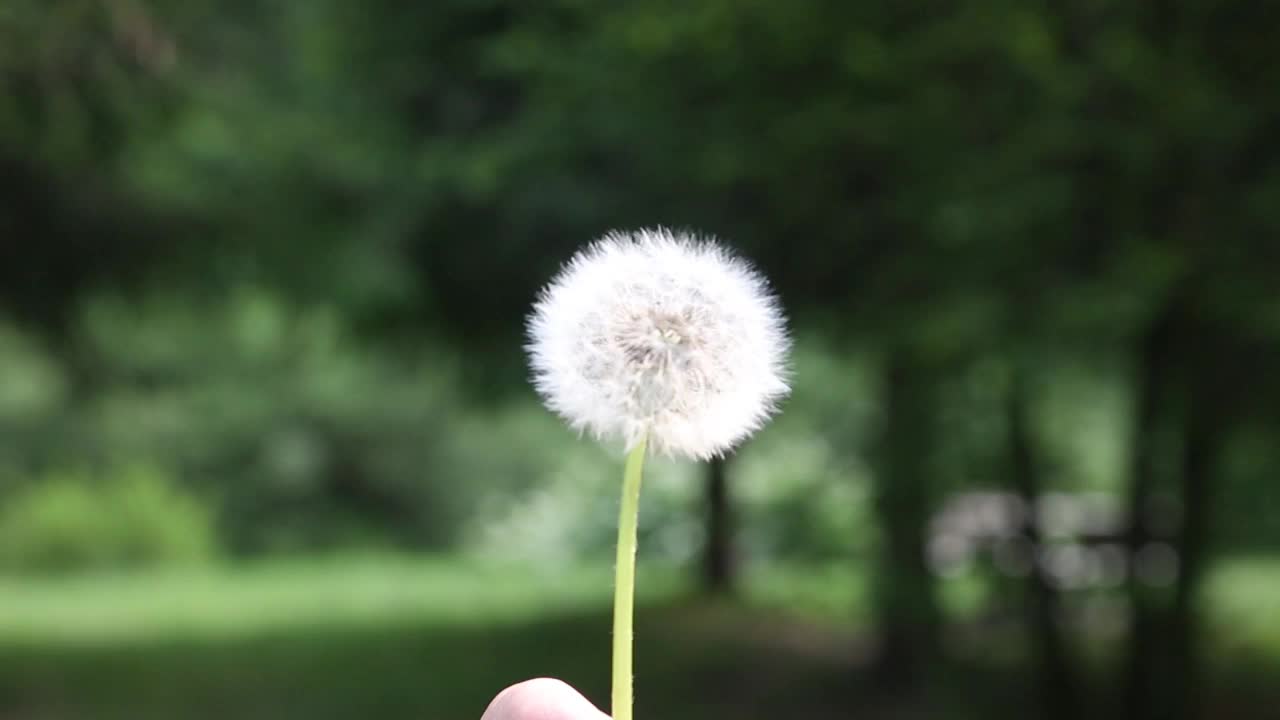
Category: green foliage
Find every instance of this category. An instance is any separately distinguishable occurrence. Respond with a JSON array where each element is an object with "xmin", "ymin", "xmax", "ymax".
[
  {"xmin": 0, "ymin": 320, "xmax": 66, "ymax": 422},
  {"xmin": 0, "ymin": 465, "xmax": 215, "ymax": 574},
  {"xmin": 65, "ymin": 290, "xmax": 467, "ymax": 553}
]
